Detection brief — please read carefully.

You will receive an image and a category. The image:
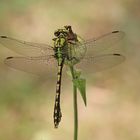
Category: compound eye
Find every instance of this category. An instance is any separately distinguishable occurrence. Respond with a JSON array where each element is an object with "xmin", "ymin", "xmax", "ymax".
[
  {"xmin": 54, "ymin": 31, "xmax": 60, "ymax": 37},
  {"xmin": 63, "ymin": 31, "xmax": 68, "ymax": 36},
  {"xmin": 64, "ymin": 25, "xmax": 71, "ymax": 30}
]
